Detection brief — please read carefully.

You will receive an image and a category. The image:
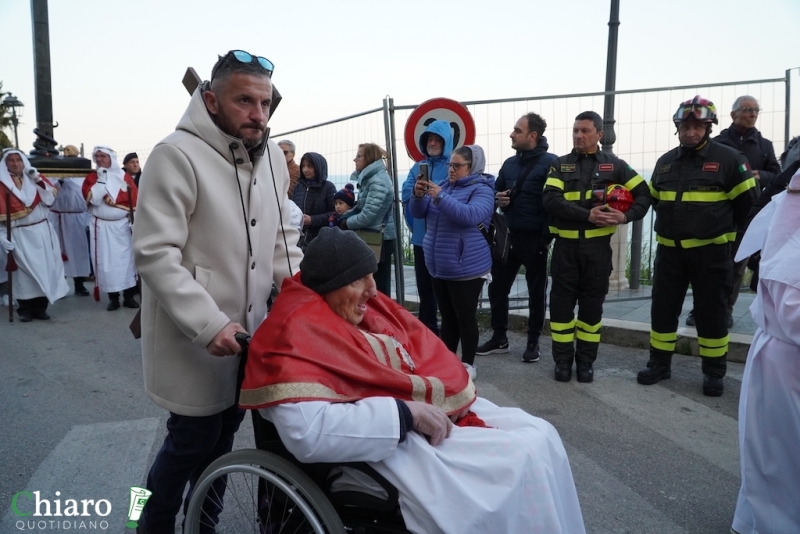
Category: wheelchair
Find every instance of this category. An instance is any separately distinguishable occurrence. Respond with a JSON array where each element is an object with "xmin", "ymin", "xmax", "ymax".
[{"xmin": 184, "ymin": 408, "xmax": 410, "ymax": 533}]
